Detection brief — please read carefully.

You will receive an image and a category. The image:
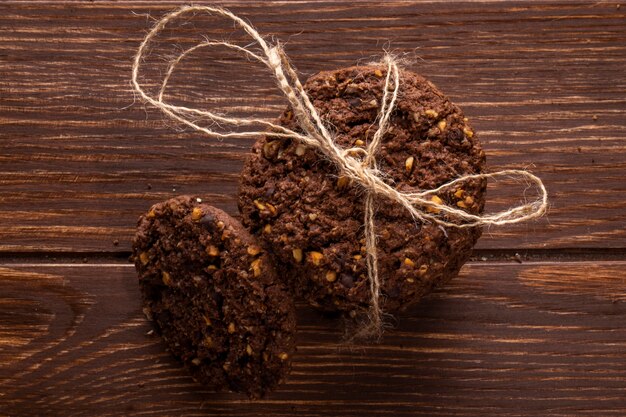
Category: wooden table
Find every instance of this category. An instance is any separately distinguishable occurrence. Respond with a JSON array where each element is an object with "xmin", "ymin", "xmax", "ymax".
[{"xmin": 1, "ymin": 1, "xmax": 625, "ymax": 416}]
